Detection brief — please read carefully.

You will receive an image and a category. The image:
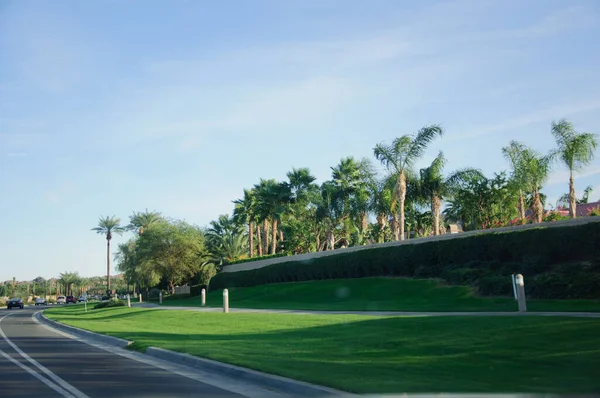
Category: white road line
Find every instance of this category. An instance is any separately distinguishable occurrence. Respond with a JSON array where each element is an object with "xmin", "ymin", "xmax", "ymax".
[
  {"xmin": 0, "ymin": 348, "xmax": 75, "ymax": 397},
  {"xmin": 0, "ymin": 313, "xmax": 90, "ymax": 398}
]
